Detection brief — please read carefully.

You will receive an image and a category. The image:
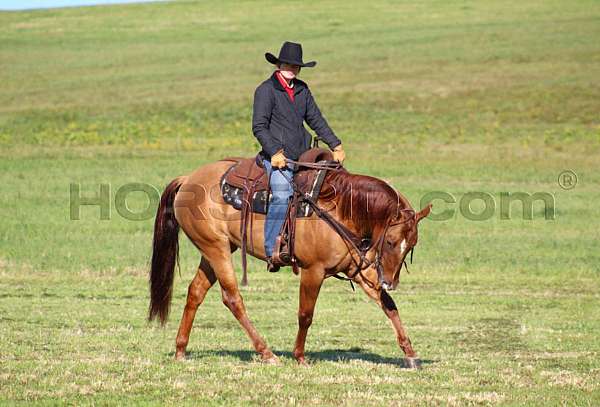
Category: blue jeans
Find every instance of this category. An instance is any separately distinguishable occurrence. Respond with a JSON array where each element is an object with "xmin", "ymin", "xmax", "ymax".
[{"xmin": 262, "ymin": 159, "xmax": 293, "ymax": 257}]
